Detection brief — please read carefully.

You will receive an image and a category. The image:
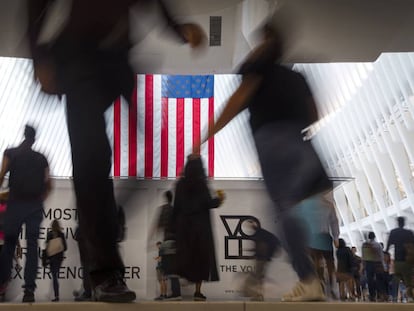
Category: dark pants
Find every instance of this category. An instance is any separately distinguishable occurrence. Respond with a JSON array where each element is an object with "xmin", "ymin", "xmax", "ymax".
[
  {"xmin": 58, "ymin": 52, "xmax": 133, "ymax": 286},
  {"xmin": 0, "ymin": 201, "xmax": 43, "ymax": 291},
  {"xmin": 254, "ymin": 122, "xmax": 330, "ymax": 281},
  {"xmin": 49, "ymin": 256, "xmax": 63, "ymax": 298},
  {"xmin": 365, "ymin": 261, "xmax": 385, "ymax": 301},
  {"xmin": 392, "ymin": 261, "xmax": 413, "ymax": 299},
  {"xmin": 170, "ymin": 277, "xmax": 181, "ymax": 296},
  {"xmin": 76, "ymin": 231, "xmax": 92, "ymax": 296}
]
